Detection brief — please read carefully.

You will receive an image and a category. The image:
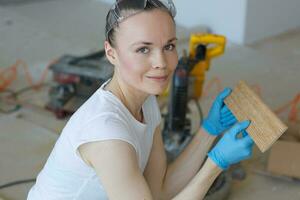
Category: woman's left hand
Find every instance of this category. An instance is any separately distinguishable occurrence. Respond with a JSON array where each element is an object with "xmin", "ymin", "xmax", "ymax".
[{"xmin": 202, "ymin": 88, "xmax": 237, "ymax": 136}]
